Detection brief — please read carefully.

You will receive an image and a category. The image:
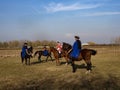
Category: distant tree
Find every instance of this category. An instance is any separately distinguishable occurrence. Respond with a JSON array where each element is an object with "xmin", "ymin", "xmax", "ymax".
[
  {"xmin": 41, "ymin": 40, "xmax": 49, "ymax": 46},
  {"xmin": 0, "ymin": 42, "xmax": 3, "ymax": 48},
  {"xmin": 0, "ymin": 40, "xmax": 57, "ymax": 49},
  {"xmin": 49, "ymin": 40, "xmax": 56, "ymax": 47},
  {"xmin": 3, "ymin": 42, "xmax": 9, "ymax": 48},
  {"xmin": 111, "ymin": 36, "xmax": 120, "ymax": 45},
  {"xmin": 33, "ymin": 40, "xmax": 41, "ymax": 47},
  {"xmin": 8, "ymin": 40, "xmax": 20, "ymax": 48}
]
